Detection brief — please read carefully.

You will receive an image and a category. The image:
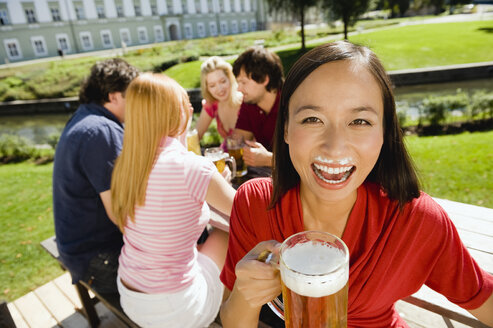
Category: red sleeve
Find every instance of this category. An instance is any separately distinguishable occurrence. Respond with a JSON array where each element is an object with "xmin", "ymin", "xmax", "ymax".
[
  {"xmin": 234, "ymin": 103, "xmax": 253, "ymax": 132},
  {"xmin": 421, "ymin": 197, "xmax": 493, "ymax": 309},
  {"xmin": 202, "ymin": 100, "xmax": 217, "ymax": 118},
  {"xmin": 220, "ymin": 179, "xmax": 272, "ymax": 290}
]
